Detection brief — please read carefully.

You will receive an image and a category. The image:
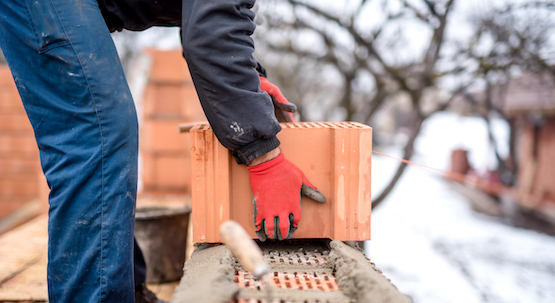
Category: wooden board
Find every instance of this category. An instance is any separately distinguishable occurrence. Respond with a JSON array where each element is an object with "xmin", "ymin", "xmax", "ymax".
[{"xmin": 0, "ymin": 215, "xmax": 48, "ymax": 301}]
